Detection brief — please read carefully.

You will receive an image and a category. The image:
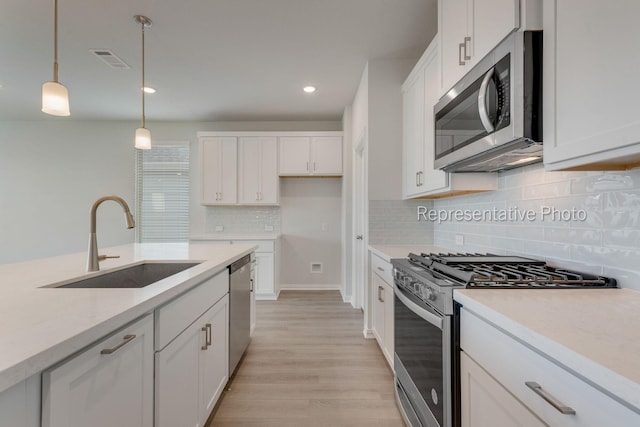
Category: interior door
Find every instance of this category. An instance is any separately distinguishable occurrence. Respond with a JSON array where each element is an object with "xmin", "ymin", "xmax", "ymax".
[{"xmin": 352, "ymin": 133, "xmax": 367, "ymax": 318}]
